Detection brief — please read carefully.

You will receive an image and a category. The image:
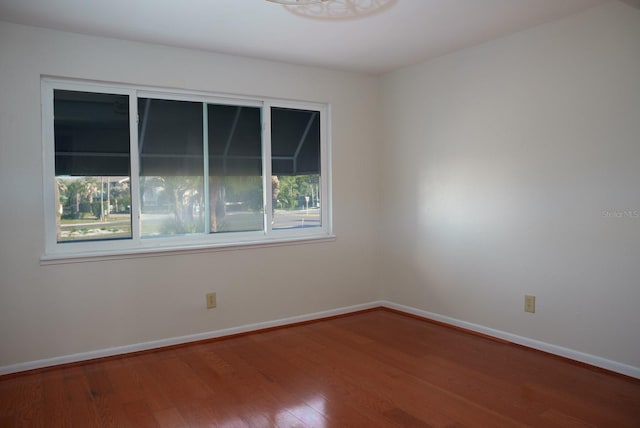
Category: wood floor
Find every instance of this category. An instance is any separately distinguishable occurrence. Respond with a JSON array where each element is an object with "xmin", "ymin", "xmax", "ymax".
[{"xmin": 1, "ymin": 309, "xmax": 639, "ymax": 427}]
